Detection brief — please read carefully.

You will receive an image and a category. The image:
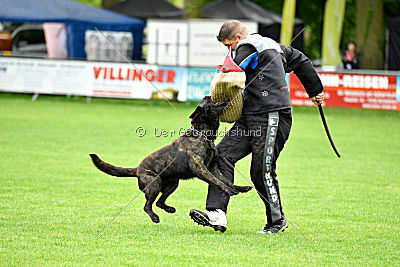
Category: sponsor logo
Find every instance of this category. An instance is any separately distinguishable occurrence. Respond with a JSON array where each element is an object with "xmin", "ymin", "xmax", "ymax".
[
  {"xmin": 319, "ymin": 73, "xmax": 390, "ymax": 90},
  {"xmin": 93, "ymin": 66, "xmax": 176, "ymax": 83}
]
